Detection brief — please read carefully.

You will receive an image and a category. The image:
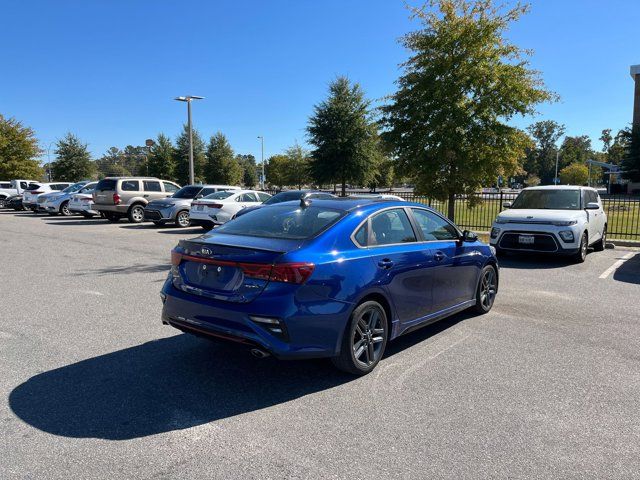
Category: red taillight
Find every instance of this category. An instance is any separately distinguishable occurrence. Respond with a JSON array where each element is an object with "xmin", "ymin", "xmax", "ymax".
[
  {"xmin": 206, "ymin": 203, "xmax": 223, "ymax": 209},
  {"xmin": 81, "ymin": 197, "xmax": 92, "ymax": 202},
  {"xmin": 113, "ymin": 193, "xmax": 121, "ymax": 204},
  {"xmin": 170, "ymin": 249, "xmax": 314, "ymax": 284}
]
